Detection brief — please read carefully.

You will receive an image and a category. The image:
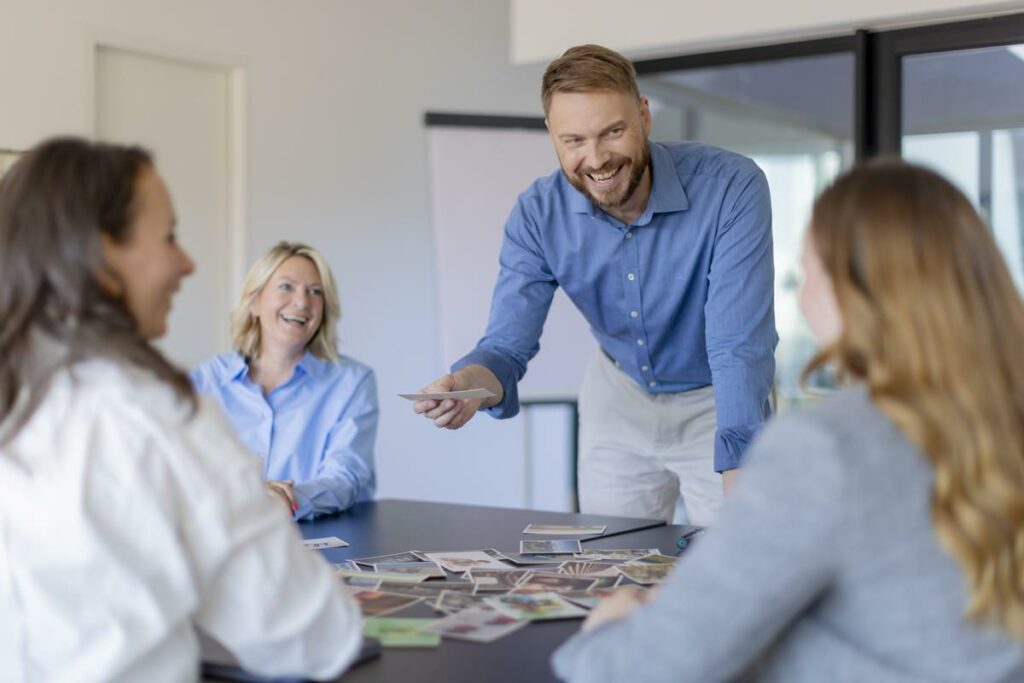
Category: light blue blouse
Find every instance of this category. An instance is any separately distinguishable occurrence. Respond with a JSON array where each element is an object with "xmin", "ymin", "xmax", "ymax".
[{"xmin": 191, "ymin": 351, "xmax": 377, "ymax": 520}]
